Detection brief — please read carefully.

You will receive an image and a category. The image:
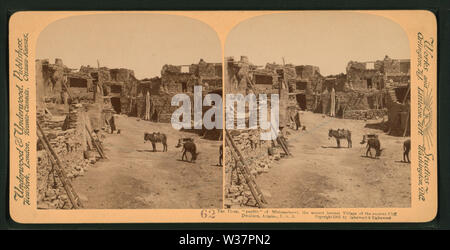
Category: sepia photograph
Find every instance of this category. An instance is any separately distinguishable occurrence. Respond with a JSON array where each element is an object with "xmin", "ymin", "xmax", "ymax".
[
  {"xmin": 35, "ymin": 13, "xmax": 223, "ymax": 209},
  {"xmin": 8, "ymin": 10, "xmax": 437, "ymax": 223},
  {"xmin": 224, "ymin": 12, "xmax": 412, "ymax": 209}
]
